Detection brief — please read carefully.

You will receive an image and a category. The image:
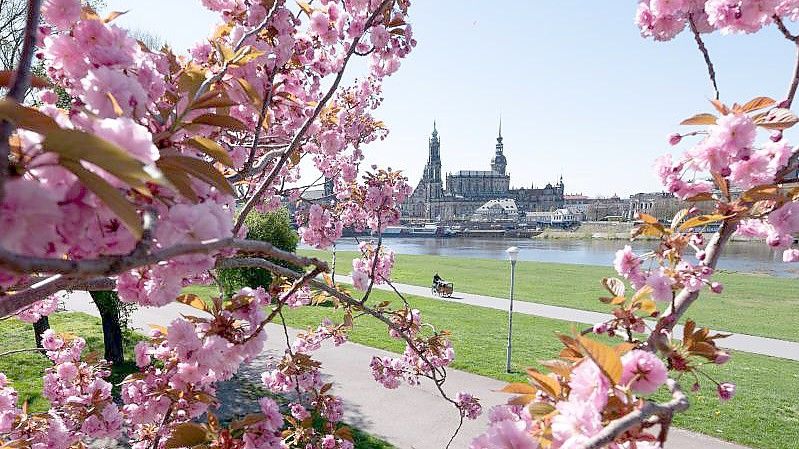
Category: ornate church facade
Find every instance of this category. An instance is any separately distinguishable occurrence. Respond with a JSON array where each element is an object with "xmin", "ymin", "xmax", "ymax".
[{"xmin": 402, "ymin": 122, "xmax": 565, "ymax": 221}]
